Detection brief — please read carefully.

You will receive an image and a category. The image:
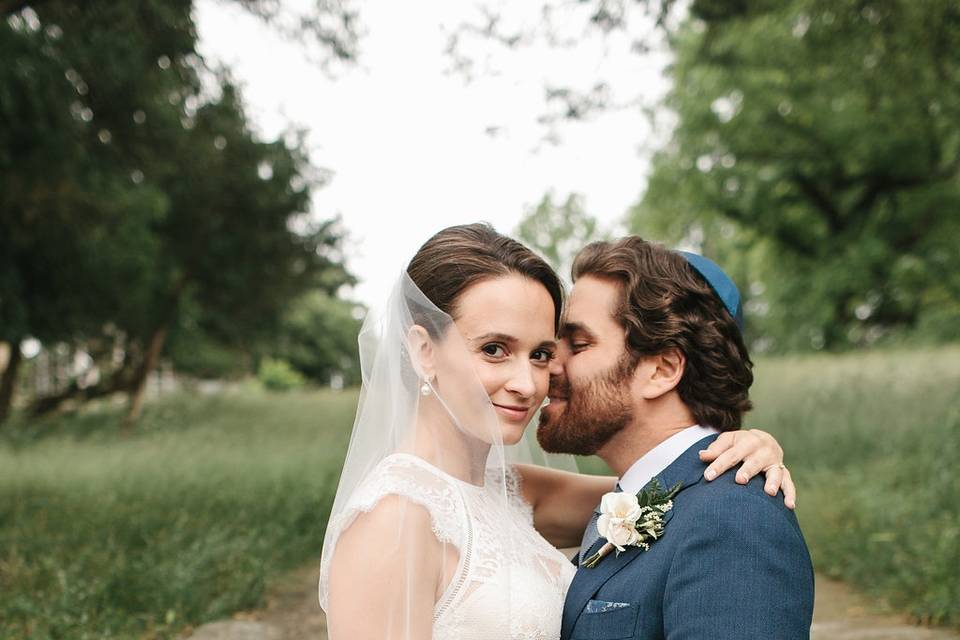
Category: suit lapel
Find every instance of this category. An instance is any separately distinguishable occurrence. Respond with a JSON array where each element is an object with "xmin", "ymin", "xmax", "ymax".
[{"xmin": 560, "ymin": 435, "xmax": 719, "ymax": 640}]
